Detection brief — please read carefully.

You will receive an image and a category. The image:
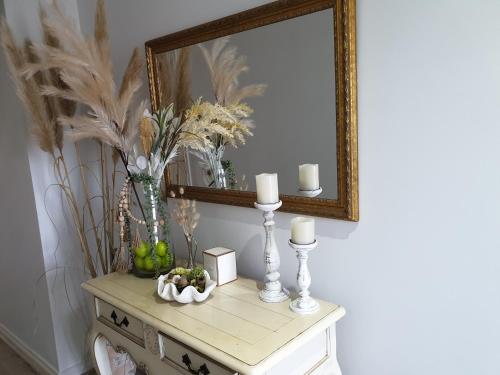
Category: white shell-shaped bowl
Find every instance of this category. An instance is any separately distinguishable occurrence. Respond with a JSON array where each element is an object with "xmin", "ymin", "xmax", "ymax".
[{"xmin": 157, "ymin": 270, "xmax": 216, "ymax": 303}]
